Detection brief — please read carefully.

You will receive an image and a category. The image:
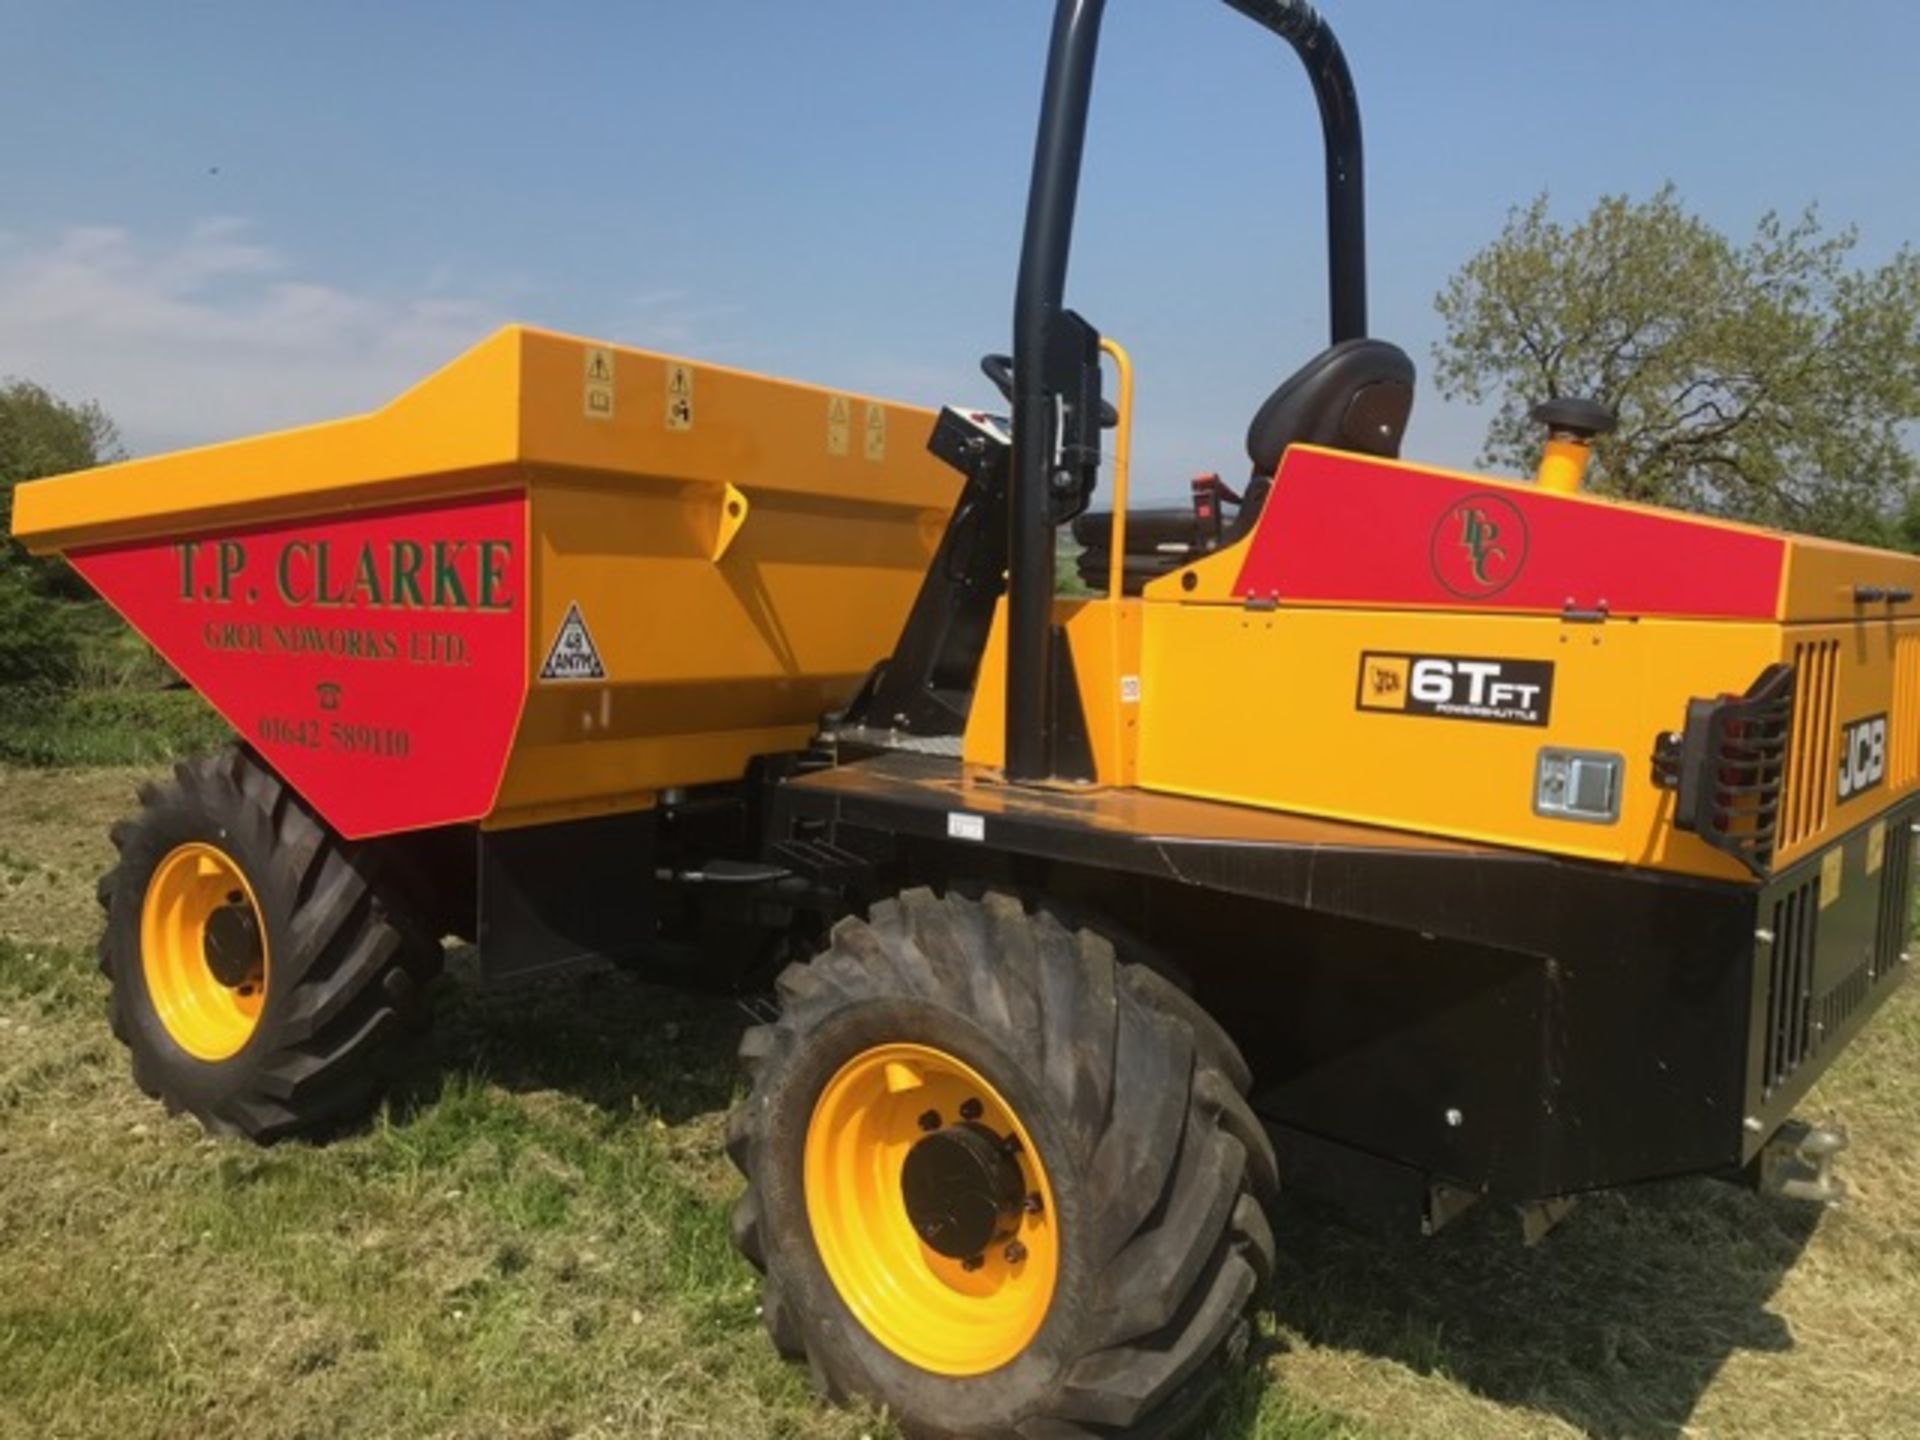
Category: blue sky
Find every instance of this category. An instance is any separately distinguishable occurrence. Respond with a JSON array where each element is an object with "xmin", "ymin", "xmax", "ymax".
[{"xmin": 2, "ymin": 1, "xmax": 1915, "ymax": 498}]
